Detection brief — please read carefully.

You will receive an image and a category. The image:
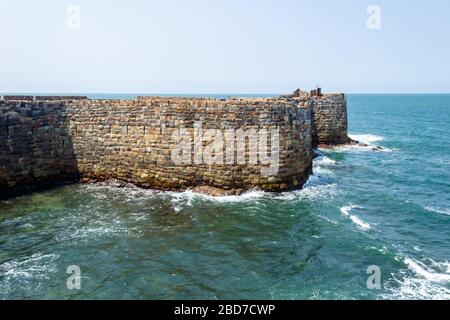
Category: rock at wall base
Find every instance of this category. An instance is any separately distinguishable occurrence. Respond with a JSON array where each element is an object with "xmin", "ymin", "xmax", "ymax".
[
  {"xmin": 79, "ymin": 178, "xmax": 137, "ymax": 189},
  {"xmin": 317, "ymin": 137, "xmax": 355, "ymax": 149},
  {"xmin": 78, "ymin": 178, "xmax": 244, "ymax": 197},
  {"xmin": 317, "ymin": 139, "xmax": 385, "ymax": 152},
  {"xmin": 191, "ymin": 186, "xmax": 244, "ymax": 197}
]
